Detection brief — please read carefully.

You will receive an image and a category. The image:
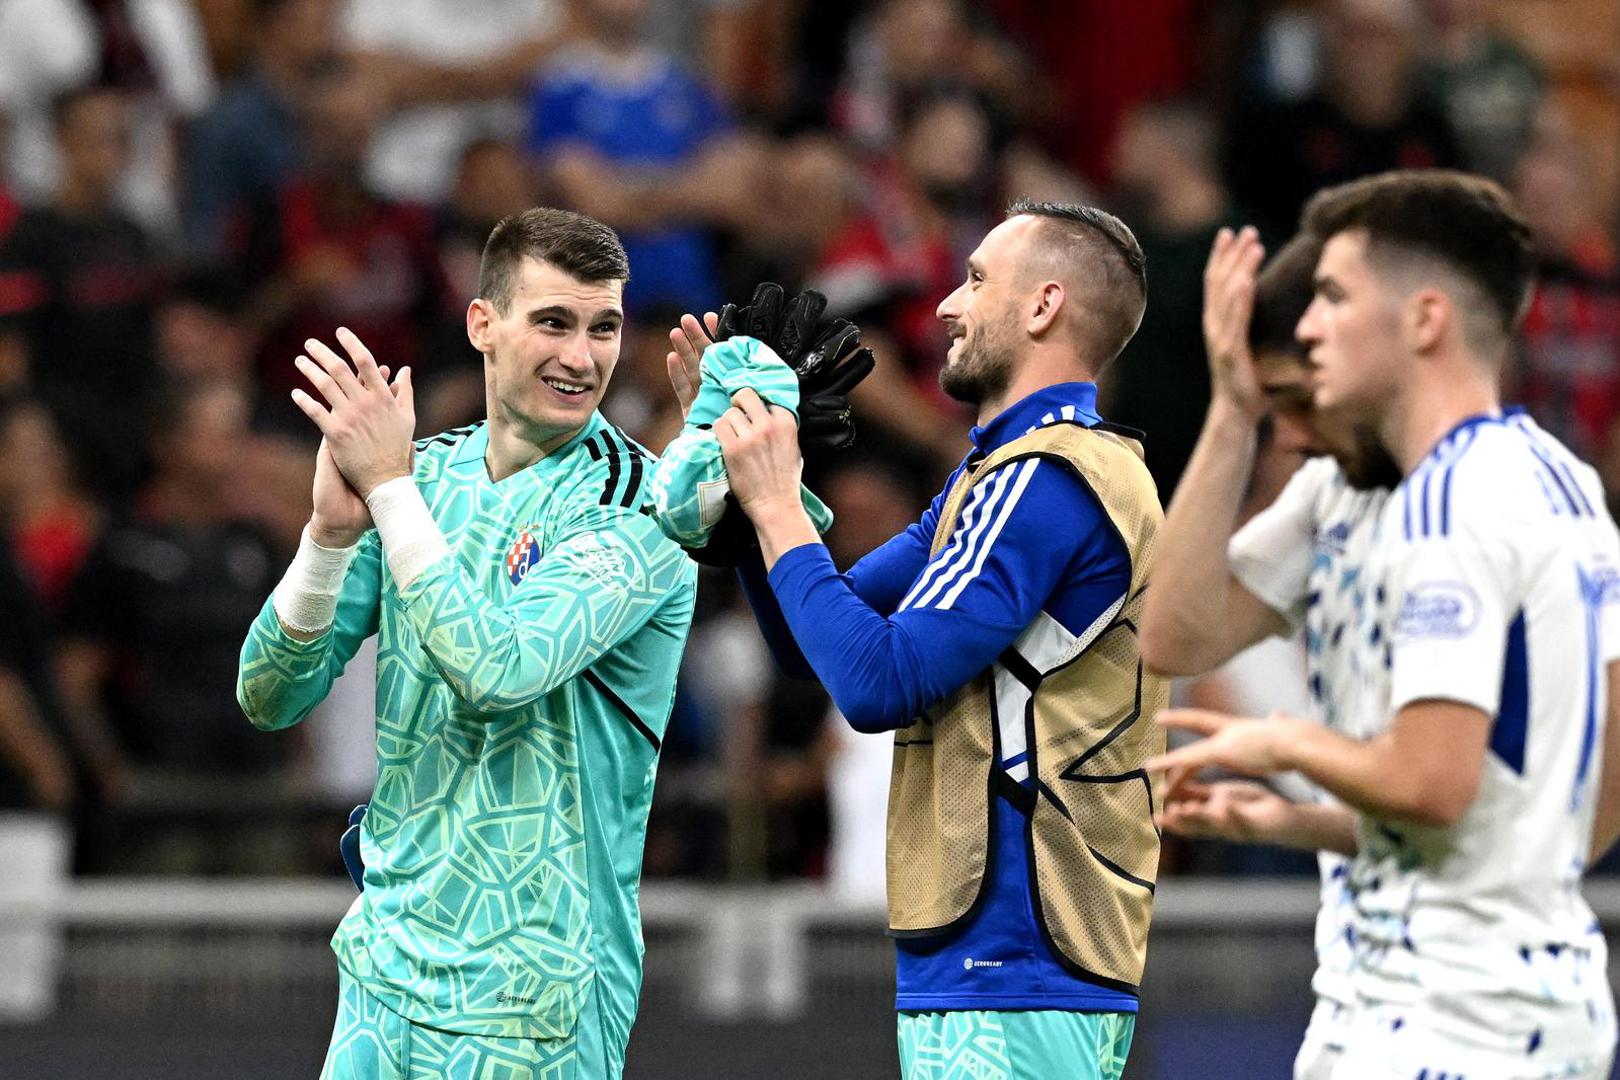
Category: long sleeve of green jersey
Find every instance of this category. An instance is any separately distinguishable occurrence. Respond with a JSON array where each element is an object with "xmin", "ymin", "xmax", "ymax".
[
  {"xmin": 237, "ymin": 531, "xmax": 383, "ymax": 731},
  {"xmin": 396, "ymin": 498, "xmax": 691, "ymax": 715},
  {"xmin": 236, "ymin": 419, "xmax": 696, "ymax": 1043}
]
